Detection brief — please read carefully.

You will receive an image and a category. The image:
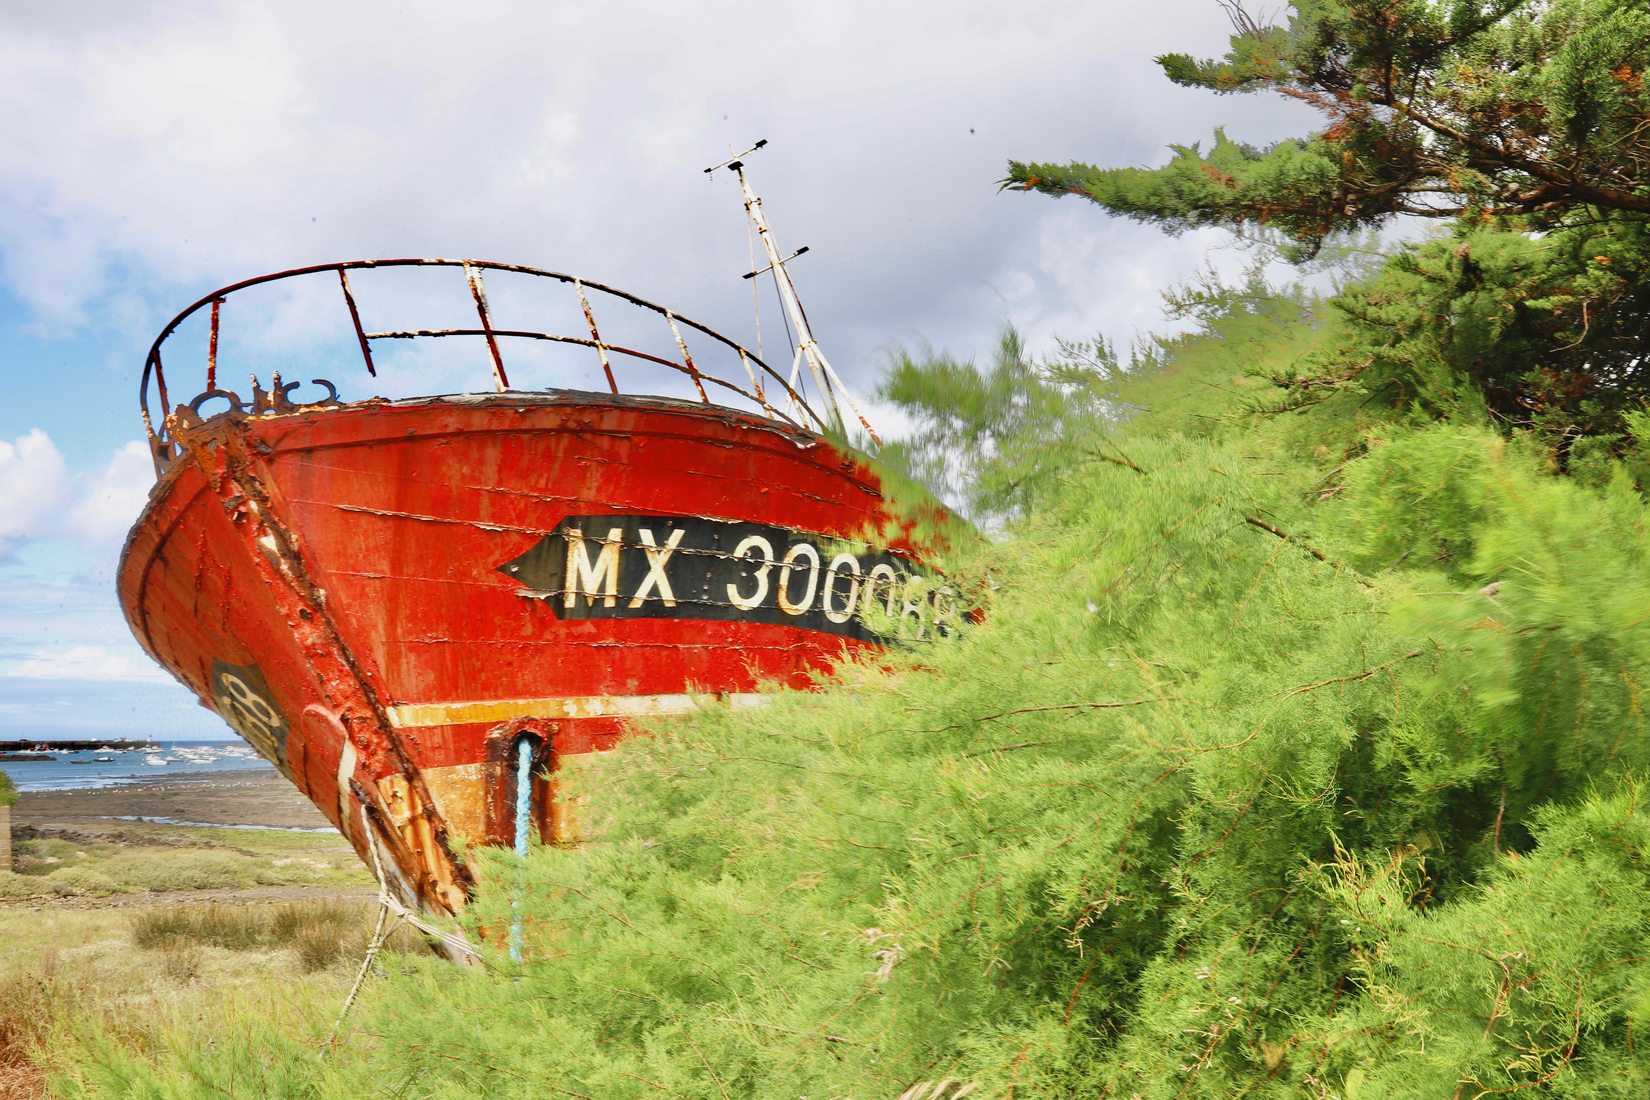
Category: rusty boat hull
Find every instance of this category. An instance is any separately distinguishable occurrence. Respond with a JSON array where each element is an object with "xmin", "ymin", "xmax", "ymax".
[
  {"xmin": 120, "ymin": 387, "xmax": 949, "ymax": 916},
  {"xmin": 118, "ymin": 258, "xmax": 957, "ymax": 923}
]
